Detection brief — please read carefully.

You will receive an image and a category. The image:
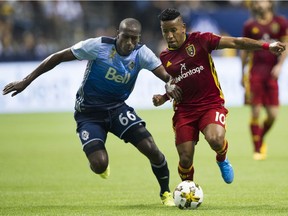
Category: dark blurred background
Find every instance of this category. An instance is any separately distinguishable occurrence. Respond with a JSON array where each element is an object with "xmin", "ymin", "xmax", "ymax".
[{"xmin": 1, "ymin": 0, "xmax": 288, "ymax": 62}]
